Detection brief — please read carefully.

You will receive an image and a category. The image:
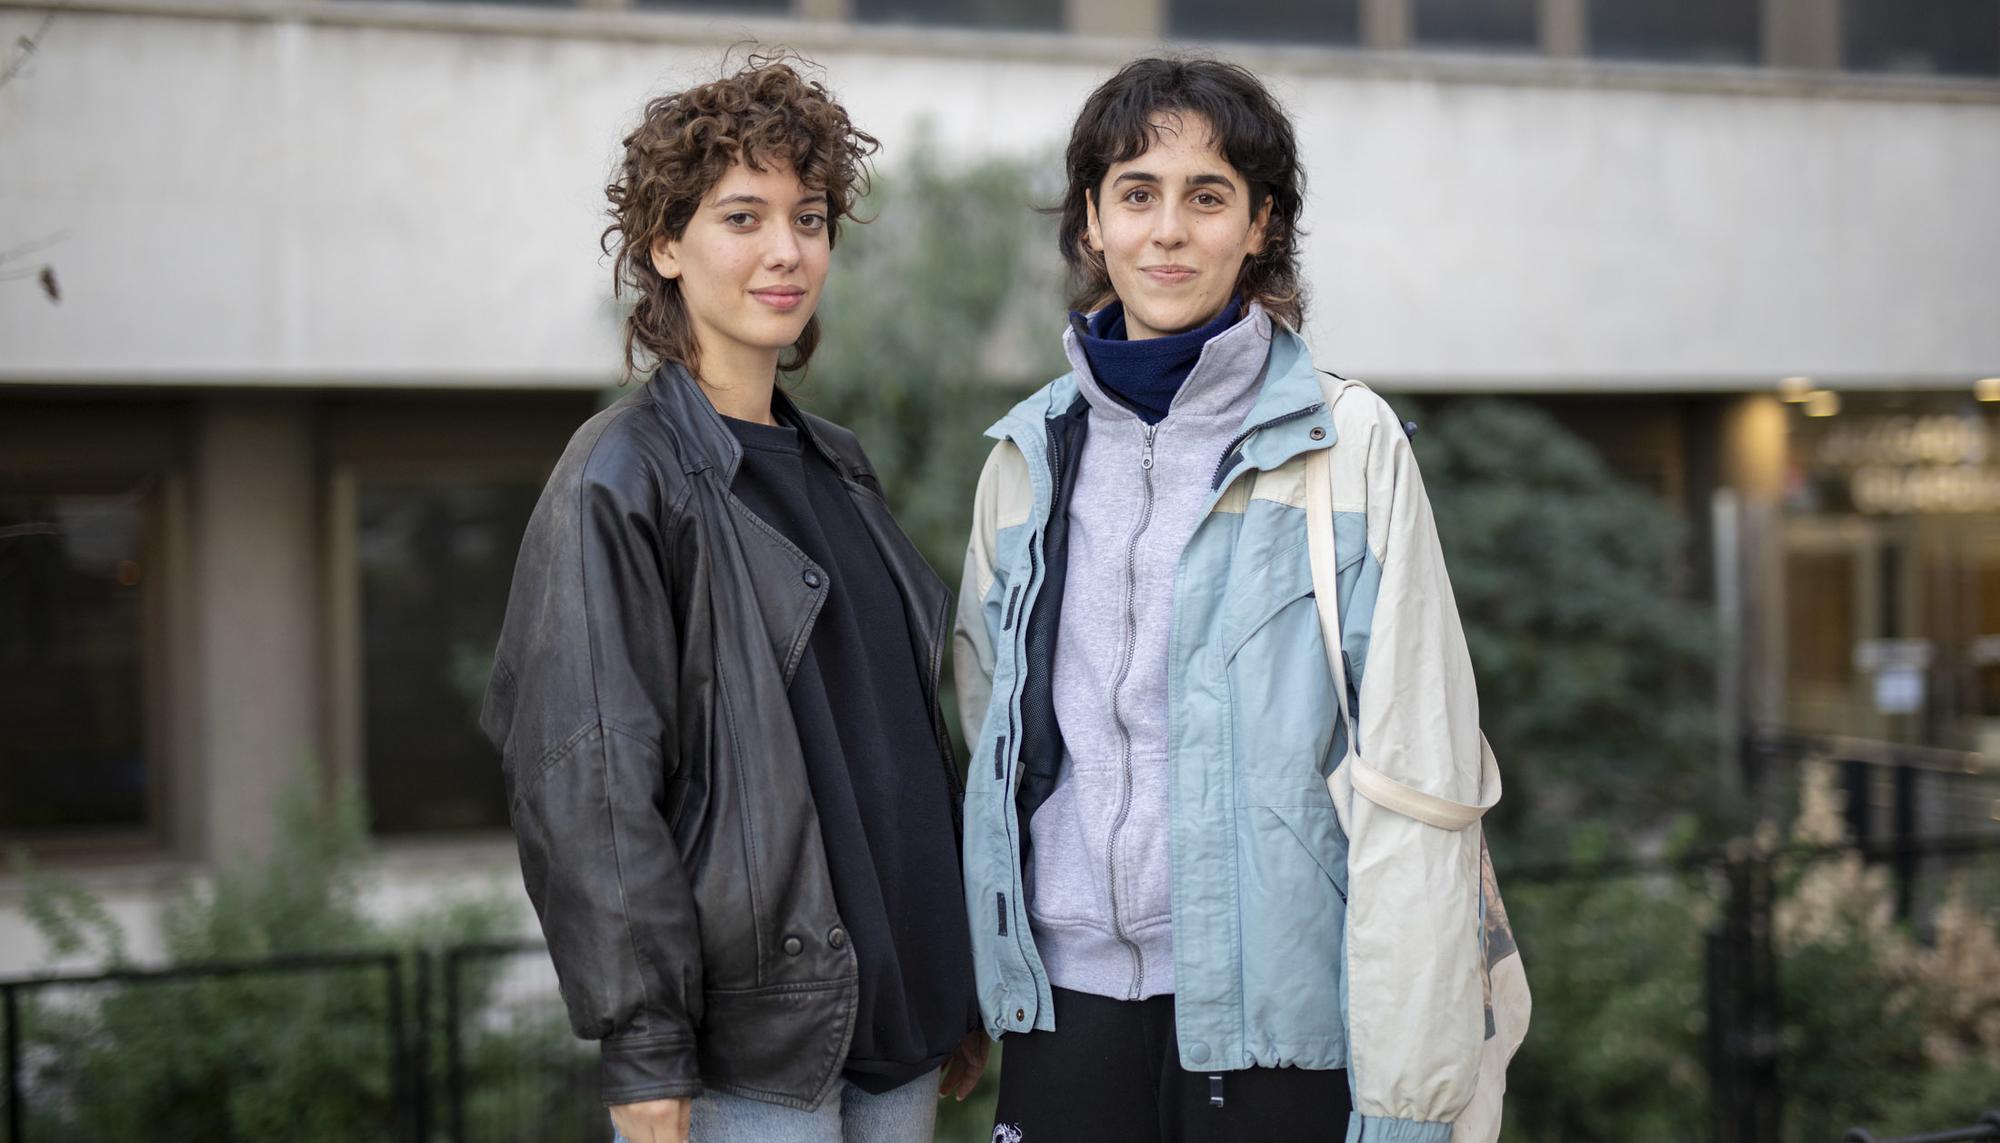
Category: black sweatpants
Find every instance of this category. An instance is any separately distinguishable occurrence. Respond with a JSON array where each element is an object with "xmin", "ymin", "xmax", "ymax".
[{"xmin": 991, "ymin": 987, "xmax": 1353, "ymax": 1143}]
